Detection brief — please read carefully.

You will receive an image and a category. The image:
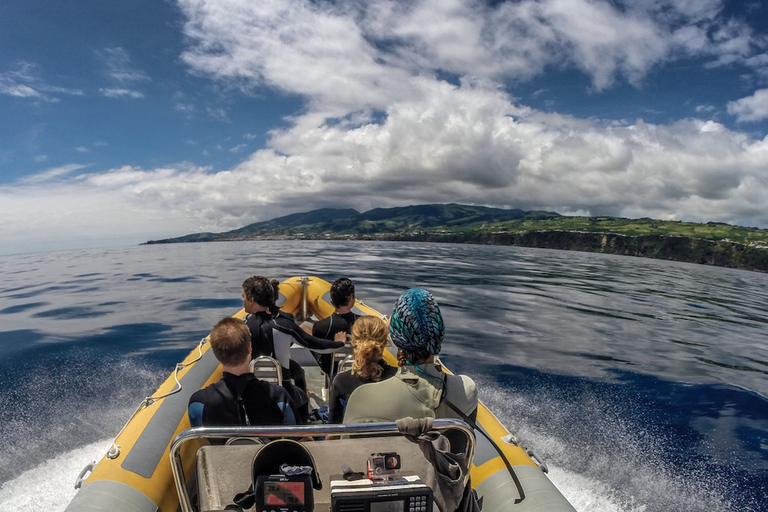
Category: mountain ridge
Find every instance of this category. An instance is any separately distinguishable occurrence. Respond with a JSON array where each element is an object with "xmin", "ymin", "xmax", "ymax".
[{"xmin": 144, "ymin": 203, "xmax": 768, "ymax": 272}]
